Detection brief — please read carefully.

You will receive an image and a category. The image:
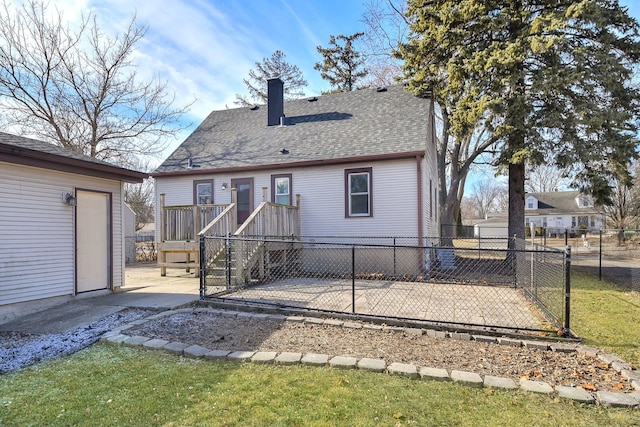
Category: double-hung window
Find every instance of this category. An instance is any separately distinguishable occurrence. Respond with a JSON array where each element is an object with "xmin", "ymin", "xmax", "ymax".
[
  {"xmin": 345, "ymin": 167, "xmax": 372, "ymax": 217},
  {"xmin": 193, "ymin": 179, "xmax": 213, "ymax": 205},
  {"xmin": 271, "ymin": 174, "xmax": 292, "ymax": 205}
]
